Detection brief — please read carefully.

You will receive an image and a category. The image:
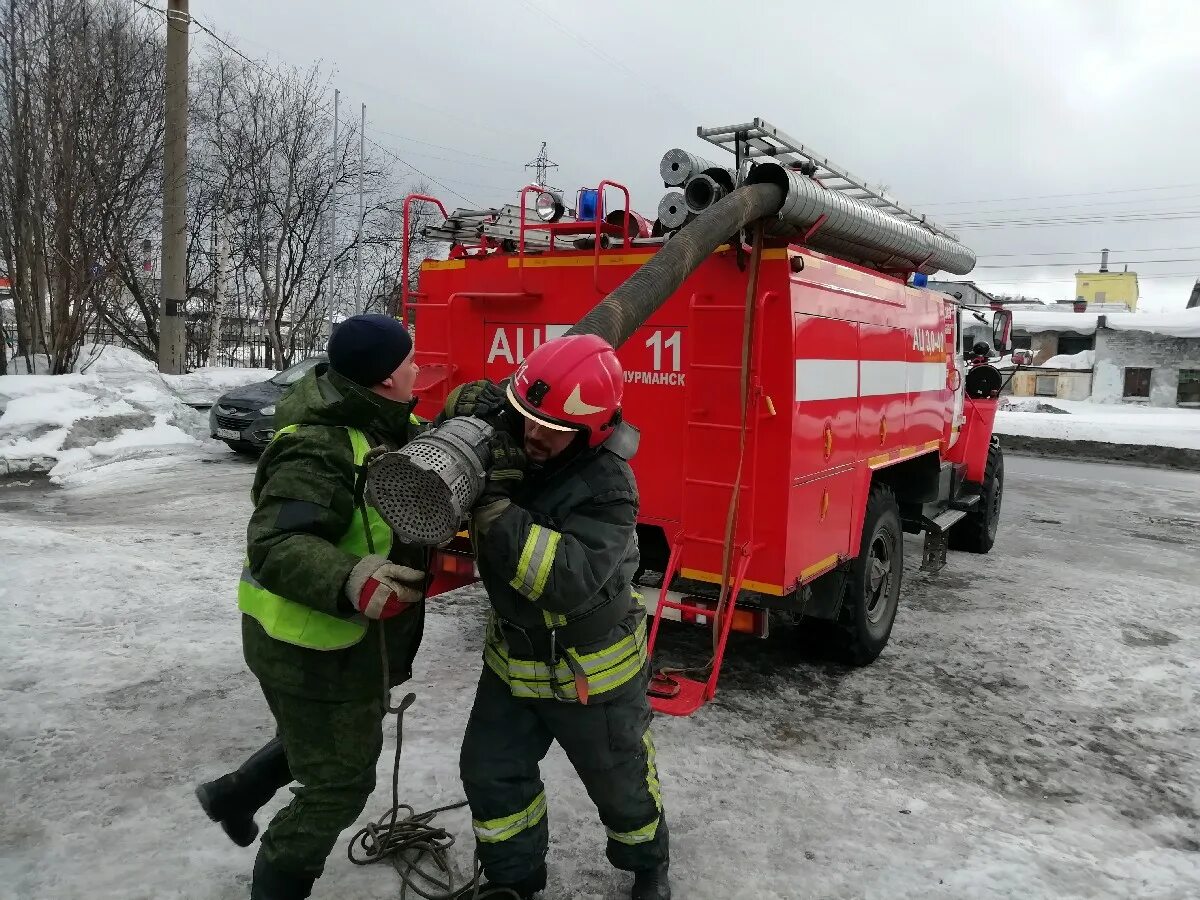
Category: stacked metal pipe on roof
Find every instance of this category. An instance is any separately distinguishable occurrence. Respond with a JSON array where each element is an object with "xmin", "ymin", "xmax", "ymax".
[
  {"xmin": 657, "ymin": 191, "xmax": 690, "ymax": 230},
  {"xmin": 657, "ymin": 149, "xmax": 738, "ymax": 230},
  {"xmin": 659, "ymin": 149, "xmax": 720, "ymax": 186},
  {"xmin": 683, "ymin": 167, "xmax": 736, "ymax": 214}
]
